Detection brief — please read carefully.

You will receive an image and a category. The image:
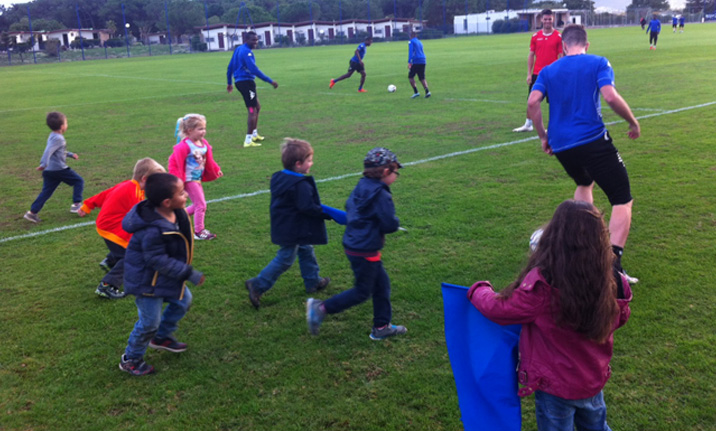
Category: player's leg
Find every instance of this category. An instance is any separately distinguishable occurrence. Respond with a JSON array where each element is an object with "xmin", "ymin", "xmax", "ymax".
[
  {"xmin": 29, "ymin": 170, "xmax": 63, "ymax": 215},
  {"xmin": 418, "ymin": 66, "xmax": 430, "ymax": 98},
  {"xmin": 574, "ymin": 183, "xmax": 595, "ymax": 204},
  {"xmin": 514, "ymin": 75, "xmax": 537, "ymax": 132},
  {"xmin": 358, "ymin": 70, "xmax": 366, "ymax": 92},
  {"xmin": 409, "ymin": 65, "xmax": 420, "ymax": 98},
  {"xmin": 251, "ymin": 99, "xmax": 264, "ymax": 142}
]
